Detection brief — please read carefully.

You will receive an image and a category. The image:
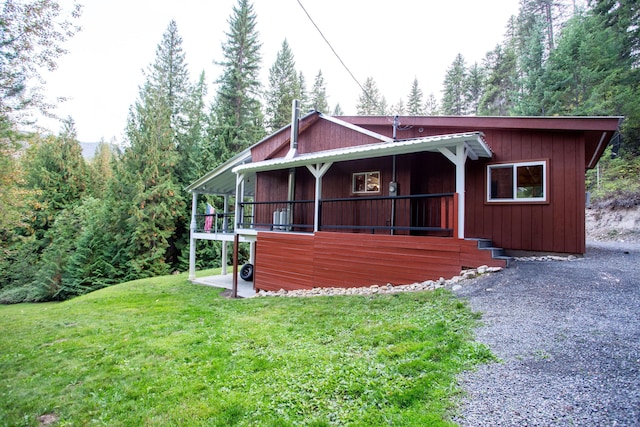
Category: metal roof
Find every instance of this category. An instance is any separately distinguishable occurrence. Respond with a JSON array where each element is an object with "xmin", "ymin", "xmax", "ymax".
[
  {"xmin": 233, "ymin": 132, "xmax": 492, "ymax": 174},
  {"xmin": 185, "ymin": 149, "xmax": 254, "ymax": 195}
]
